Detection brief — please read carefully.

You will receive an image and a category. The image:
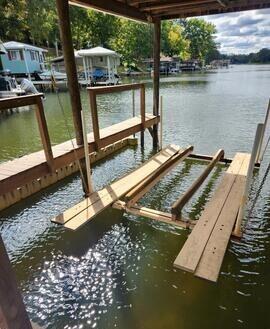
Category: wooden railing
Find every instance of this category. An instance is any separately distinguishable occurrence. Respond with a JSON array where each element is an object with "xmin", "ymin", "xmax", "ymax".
[
  {"xmin": 88, "ymin": 83, "xmax": 146, "ymax": 150},
  {"xmin": 0, "ymin": 94, "xmax": 54, "ymax": 171}
]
